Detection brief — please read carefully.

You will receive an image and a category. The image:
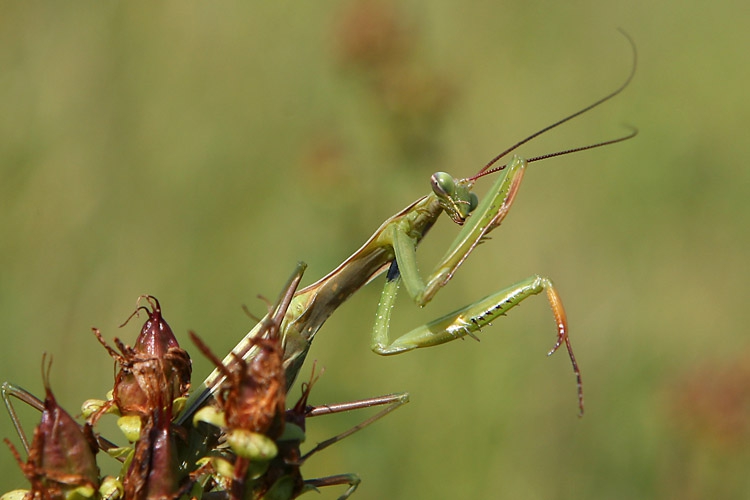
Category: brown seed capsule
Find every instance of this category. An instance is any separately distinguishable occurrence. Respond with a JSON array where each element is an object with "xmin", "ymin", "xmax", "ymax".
[
  {"xmin": 251, "ymin": 367, "xmax": 318, "ymax": 499},
  {"xmin": 92, "ymin": 296, "xmax": 191, "ymax": 422},
  {"xmin": 190, "ymin": 330, "xmax": 287, "ymax": 500},
  {"xmin": 122, "ymin": 403, "xmax": 185, "ymax": 500},
  {"xmin": 190, "ymin": 332, "xmax": 285, "ymax": 440},
  {"xmin": 5, "ymin": 356, "xmax": 100, "ymax": 498},
  {"xmin": 186, "ymin": 265, "xmax": 306, "ymax": 498}
]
